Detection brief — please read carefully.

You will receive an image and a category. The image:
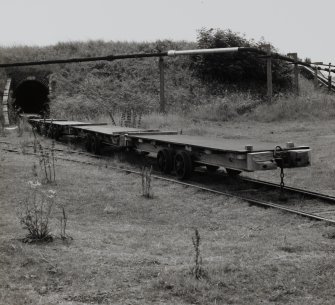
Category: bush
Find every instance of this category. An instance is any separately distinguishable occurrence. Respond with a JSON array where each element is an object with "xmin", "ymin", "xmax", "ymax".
[
  {"xmin": 18, "ymin": 181, "xmax": 56, "ymax": 242},
  {"xmin": 192, "ymin": 28, "xmax": 293, "ymax": 94}
]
